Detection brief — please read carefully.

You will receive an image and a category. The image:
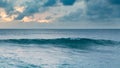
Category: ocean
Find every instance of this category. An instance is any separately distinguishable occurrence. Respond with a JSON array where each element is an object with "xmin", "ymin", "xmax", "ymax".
[{"xmin": 0, "ymin": 29, "xmax": 120, "ymax": 68}]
